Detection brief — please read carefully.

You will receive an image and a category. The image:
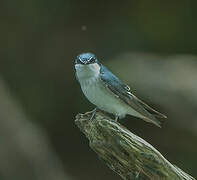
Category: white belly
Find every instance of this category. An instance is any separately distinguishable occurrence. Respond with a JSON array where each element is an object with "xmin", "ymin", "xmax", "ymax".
[{"xmin": 80, "ymin": 77, "xmax": 130, "ymax": 118}]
